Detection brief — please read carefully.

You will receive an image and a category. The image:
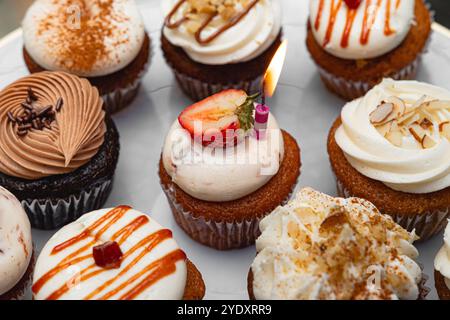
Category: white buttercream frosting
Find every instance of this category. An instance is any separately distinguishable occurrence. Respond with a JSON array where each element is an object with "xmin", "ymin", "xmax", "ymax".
[
  {"xmin": 162, "ymin": 112, "xmax": 284, "ymax": 202},
  {"xmin": 251, "ymin": 187, "xmax": 422, "ymax": 300},
  {"xmin": 22, "ymin": 0, "xmax": 145, "ymax": 77},
  {"xmin": 162, "ymin": 0, "xmax": 282, "ymax": 65},
  {"xmin": 335, "ymin": 79, "xmax": 450, "ymax": 194},
  {"xmin": 309, "ymin": 0, "xmax": 414, "ymax": 60},
  {"xmin": 435, "ymin": 220, "xmax": 450, "ymax": 291},
  {"xmin": 33, "ymin": 207, "xmax": 187, "ymax": 300},
  {"xmin": 0, "ymin": 187, "xmax": 33, "ymax": 296}
]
